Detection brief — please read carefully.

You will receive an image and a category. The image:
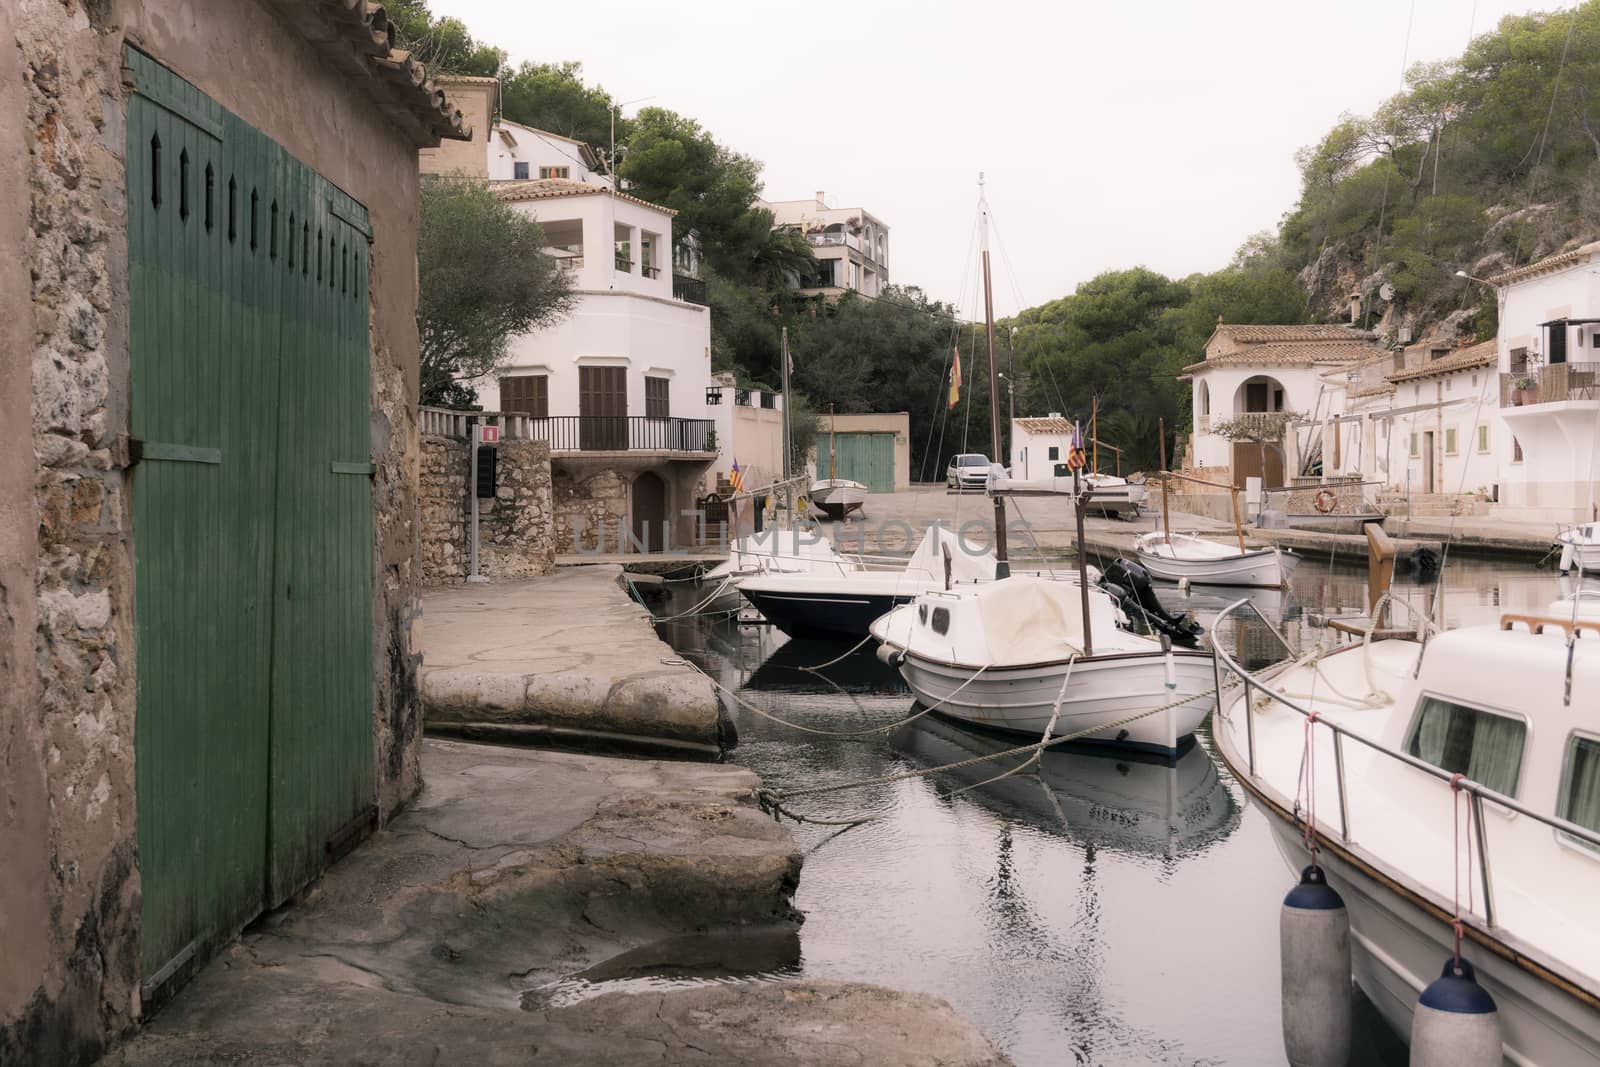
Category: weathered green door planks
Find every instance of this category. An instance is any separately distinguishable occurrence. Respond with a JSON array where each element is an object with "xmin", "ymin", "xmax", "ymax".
[
  {"xmin": 834, "ymin": 432, "xmax": 896, "ymax": 493},
  {"xmin": 128, "ymin": 48, "xmax": 373, "ymax": 983}
]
